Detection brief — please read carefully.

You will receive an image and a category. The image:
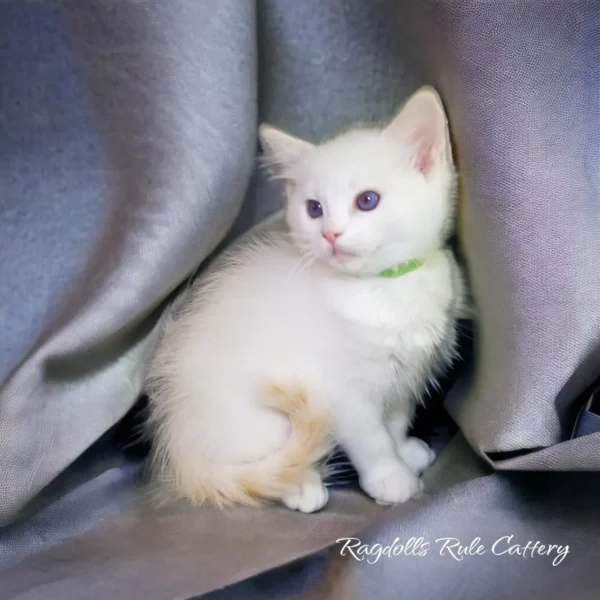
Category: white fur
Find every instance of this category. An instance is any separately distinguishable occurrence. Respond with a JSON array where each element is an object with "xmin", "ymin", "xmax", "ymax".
[{"xmin": 147, "ymin": 87, "xmax": 467, "ymax": 512}]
